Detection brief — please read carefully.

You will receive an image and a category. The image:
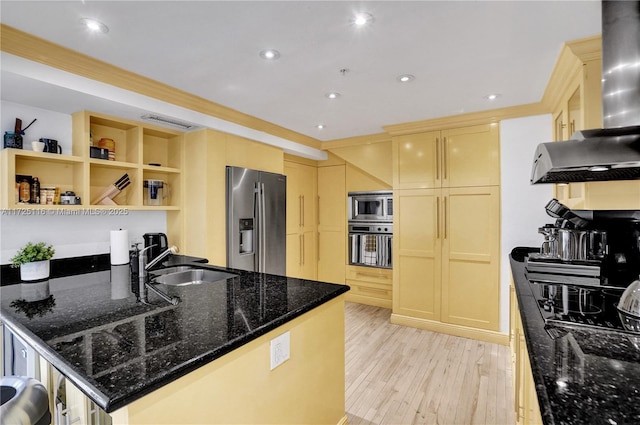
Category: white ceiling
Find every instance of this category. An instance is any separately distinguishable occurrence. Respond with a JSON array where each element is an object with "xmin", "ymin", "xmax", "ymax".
[{"xmin": 1, "ymin": 1, "xmax": 602, "ymax": 142}]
